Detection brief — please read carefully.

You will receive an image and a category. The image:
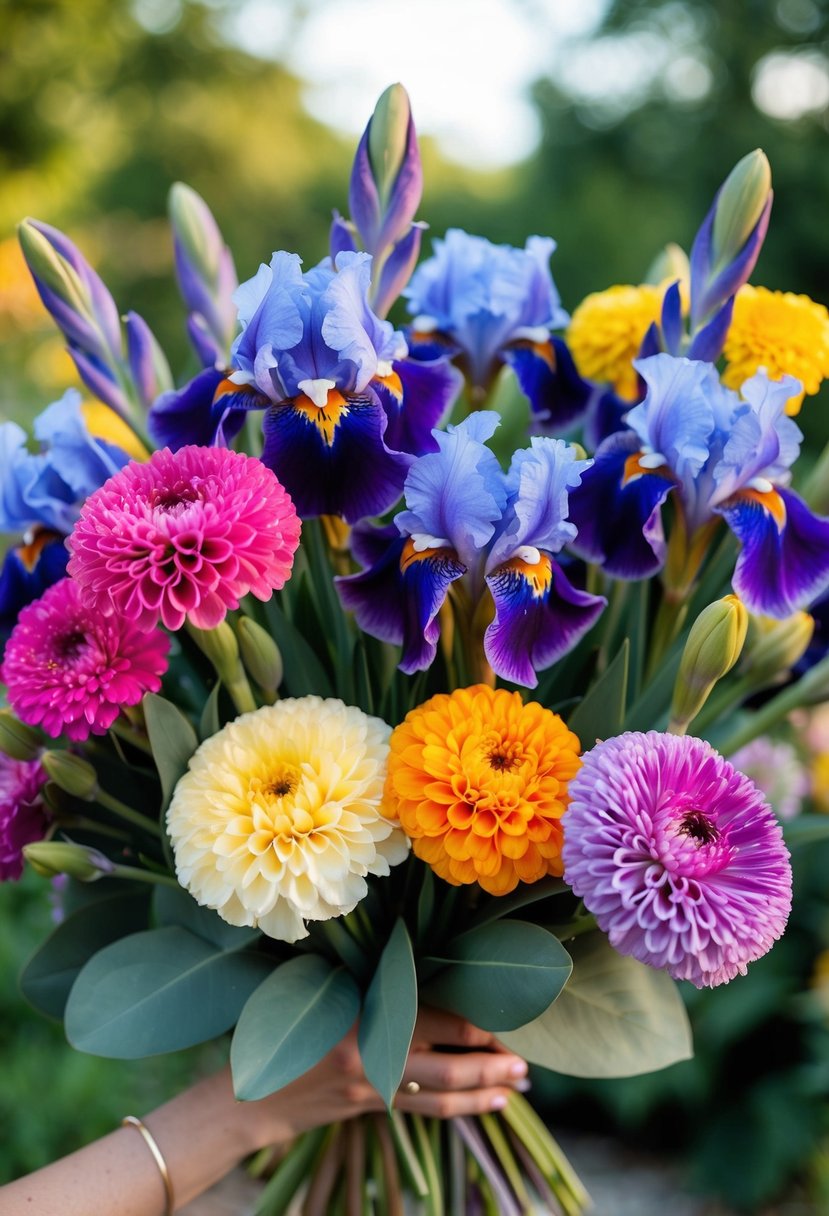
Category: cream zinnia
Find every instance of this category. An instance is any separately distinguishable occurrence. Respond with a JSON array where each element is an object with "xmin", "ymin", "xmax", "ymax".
[{"xmin": 167, "ymin": 697, "xmax": 408, "ymax": 942}]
